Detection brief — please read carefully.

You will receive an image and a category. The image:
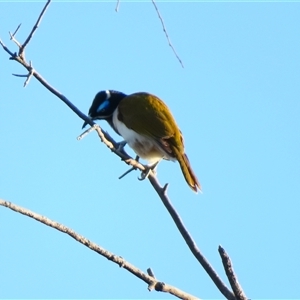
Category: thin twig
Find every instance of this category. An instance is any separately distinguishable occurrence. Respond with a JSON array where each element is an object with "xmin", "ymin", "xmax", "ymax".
[
  {"xmin": 1, "ymin": 38, "xmax": 235, "ymax": 298},
  {"xmin": 11, "ymin": 23, "xmax": 22, "ymax": 37},
  {"xmin": 0, "ymin": 199, "xmax": 199, "ymax": 300},
  {"xmin": 77, "ymin": 124, "xmax": 97, "ymax": 140},
  {"xmin": 147, "ymin": 268, "xmax": 156, "ymax": 279},
  {"xmin": 21, "ymin": 0, "xmax": 51, "ymax": 54},
  {"xmin": 9, "ymin": 29, "xmax": 22, "ymax": 48},
  {"xmin": 9, "ymin": 23, "xmax": 22, "ymax": 48},
  {"xmin": 0, "ymin": 39, "xmax": 15, "ymax": 57},
  {"xmin": 151, "ymin": 0, "xmax": 184, "ymax": 68},
  {"xmin": 12, "ymin": 74, "xmax": 28, "ymax": 77},
  {"xmin": 115, "ymin": 0, "xmax": 120, "ymax": 12},
  {"xmin": 218, "ymin": 246, "xmax": 247, "ymax": 300}
]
